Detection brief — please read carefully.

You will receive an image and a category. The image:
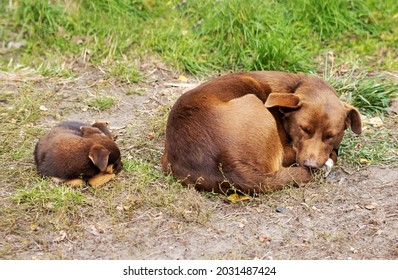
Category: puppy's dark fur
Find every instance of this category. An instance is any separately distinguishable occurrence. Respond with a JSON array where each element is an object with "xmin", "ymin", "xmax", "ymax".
[{"xmin": 34, "ymin": 121, "xmax": 122, "ymax": 185}]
